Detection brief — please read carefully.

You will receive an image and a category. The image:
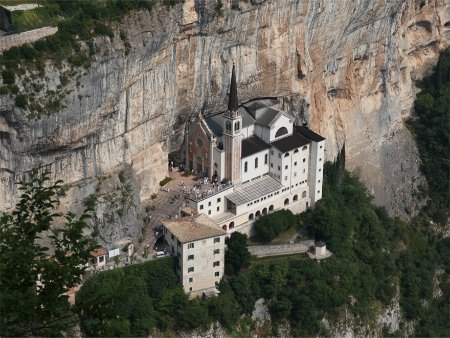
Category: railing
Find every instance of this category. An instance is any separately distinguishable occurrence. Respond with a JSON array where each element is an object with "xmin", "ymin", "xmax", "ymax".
[{"xmin": 184, "ymin": 181, "xmax": 233, "ymax": 202}]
